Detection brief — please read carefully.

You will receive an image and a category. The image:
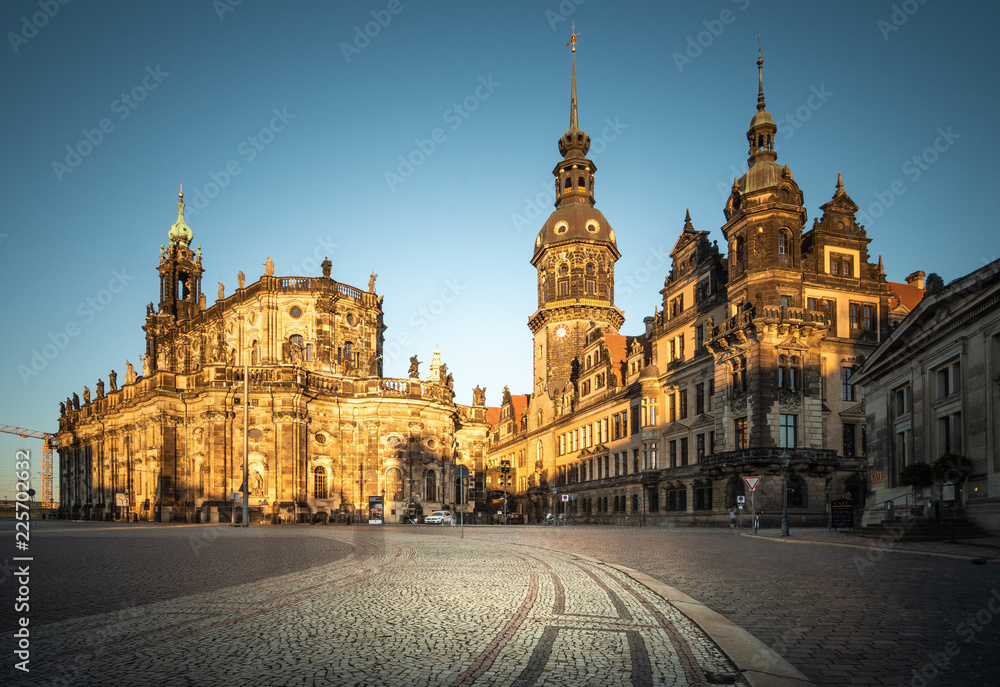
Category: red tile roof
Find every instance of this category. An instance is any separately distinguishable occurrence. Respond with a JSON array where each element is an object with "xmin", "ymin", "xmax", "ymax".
[
  {"xmin": 604, "ymin": 332, "xmax": 628, "ymax": 386},
  {"xmin": 486, "ymin": 406, "xmax": 501, "ymax": 427},
  {"xmin": 887, "ymin": 281, "xmax": 924, "ymax": 312}
]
